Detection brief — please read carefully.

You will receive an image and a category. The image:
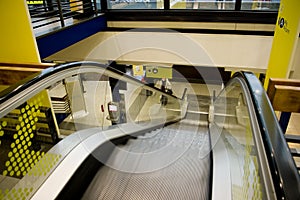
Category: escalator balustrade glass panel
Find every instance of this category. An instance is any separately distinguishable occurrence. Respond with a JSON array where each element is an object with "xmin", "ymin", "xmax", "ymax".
[
  {"xmin": 0, "ymin": 89, "xmax": 61, "ymax": 199},
  {"xmin": 211, "ymin": 79, "xmax": 272, "ymax": 200}
]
